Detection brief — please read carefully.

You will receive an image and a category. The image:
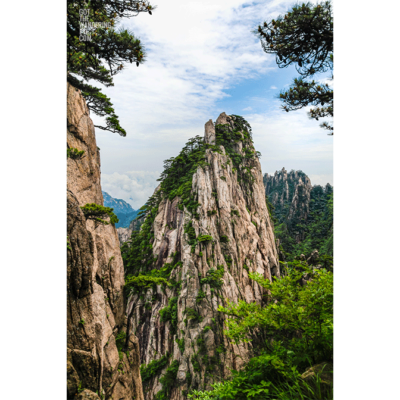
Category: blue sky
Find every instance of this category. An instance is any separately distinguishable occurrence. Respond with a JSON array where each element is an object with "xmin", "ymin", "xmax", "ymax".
[{"xmin": 92, "ymin": 0, "xmax": 333, "ymax": 209}]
